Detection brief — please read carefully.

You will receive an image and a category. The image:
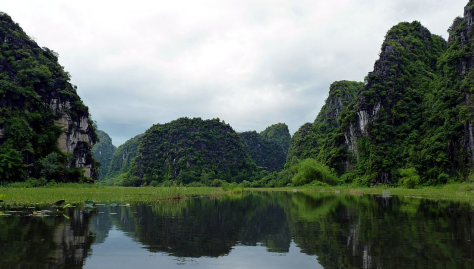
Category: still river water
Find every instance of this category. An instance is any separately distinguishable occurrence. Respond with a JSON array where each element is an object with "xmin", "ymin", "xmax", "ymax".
[{"xmin": 1, "ymin": 191, "xmax": 474, "ymax": 269}]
